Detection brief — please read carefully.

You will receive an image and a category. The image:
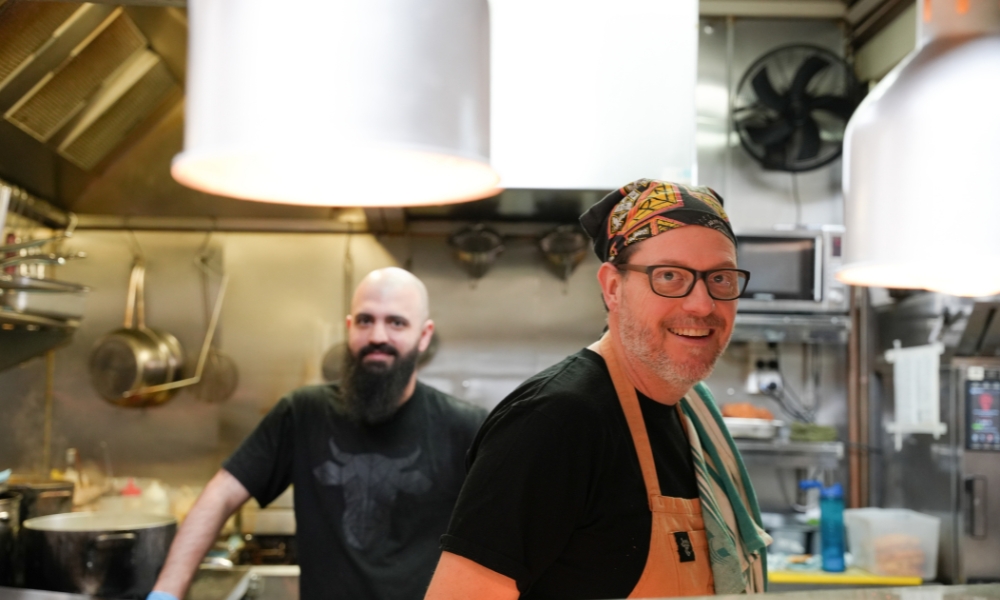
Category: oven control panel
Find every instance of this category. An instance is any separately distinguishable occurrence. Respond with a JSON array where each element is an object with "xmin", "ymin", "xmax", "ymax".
[{"xmin": 967, "ymin": 376, "xmax": 1000, "ymax": 452}]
